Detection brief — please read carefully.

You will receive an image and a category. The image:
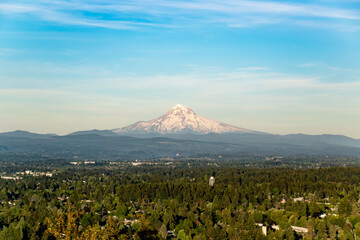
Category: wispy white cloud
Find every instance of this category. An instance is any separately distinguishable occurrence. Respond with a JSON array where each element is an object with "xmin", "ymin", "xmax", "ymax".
[
  {"xmin": 2, "ymin": 61, "xmax": 359, "ymax": 94},
  {"xmin": 63, "ymin": 66, "xmax": 359, "ymax": 101},
  {"xmin": 299, "ymin": 61, "xmax": 359, "ymax": 73},
  {"xmin": 0, "ymin": 0, "xmax": 359, "ymax": 30},
  {"xmin": 0, "ymin": 2, "xmax": 164, "ymax": 30},
  {"xmin": 0, "ymin": 3, "xmax": 38, "ymax": 13},
  {"xmin": 155, "ymin": 0, "xmax": 360, "ymax": 20},
  {"xmin": 0, "ymin": 48, "xmax": 25, "ymax": 56}
]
